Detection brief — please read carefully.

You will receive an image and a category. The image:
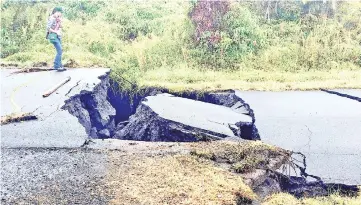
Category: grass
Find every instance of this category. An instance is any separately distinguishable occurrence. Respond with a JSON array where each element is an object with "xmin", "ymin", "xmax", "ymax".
[
  {"xmin": 104, "ymin": 141, "xmax": 360, "ymax": 204},
  {"xmin": 1, "ymin": 1, "xmax": 360, "ymax": 92},
  {"xmin": 2, "ymin": 61, "xmax": 360, "ymax": 92},
  {"xmin": 1, "ymin": 138, "xmax": 358, "ymax": 204},
  {"xmin": 106, "ymin": 153, "xmax": 256, "ymax": 205},
  {"xmin": 138, "ymin": 66, "xmax": 361, "ymax": 92},
  {"xmin": 189, "ymin": 141, "xmax": 289, "ymax": 174}
]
